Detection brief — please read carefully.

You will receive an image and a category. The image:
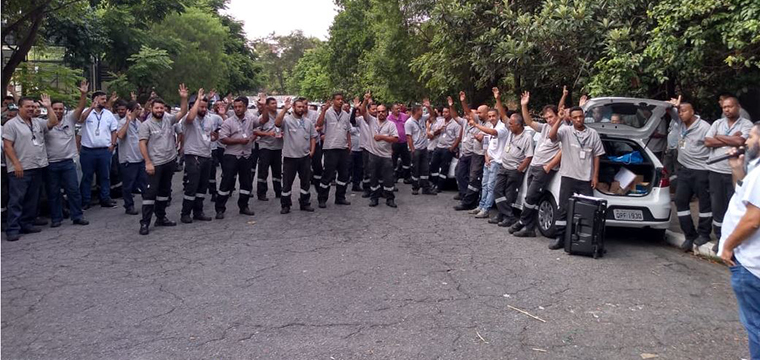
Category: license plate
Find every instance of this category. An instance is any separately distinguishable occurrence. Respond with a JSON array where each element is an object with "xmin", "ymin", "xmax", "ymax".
[{"xmin": 613, "ymin": 209, "xmax": 644, "ymax": 221}]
